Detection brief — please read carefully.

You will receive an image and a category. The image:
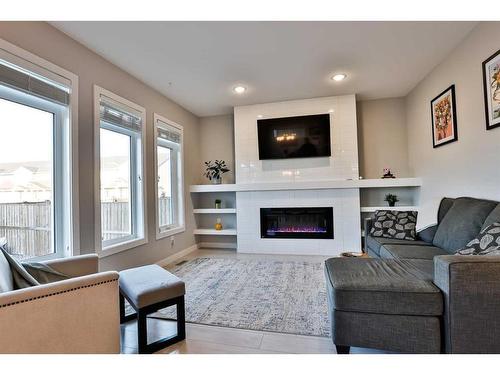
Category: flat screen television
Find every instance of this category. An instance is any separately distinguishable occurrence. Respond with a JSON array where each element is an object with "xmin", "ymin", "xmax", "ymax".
[{"xmin": 257, "ymin": 114, "xmax": 331, "ymax": 160}]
